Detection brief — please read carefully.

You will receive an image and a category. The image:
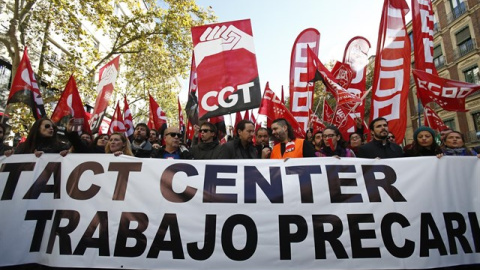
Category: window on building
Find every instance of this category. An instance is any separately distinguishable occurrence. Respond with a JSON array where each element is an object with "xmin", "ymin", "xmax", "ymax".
[
  {"xmin": 463, "ymin": 66, "xmax": 480, "ymax": 84},
  {"xmin": 444, "ymin": 119, "xmax": 456, "ymax": 130},
  {"xmin": 409, "ymin": 31, "xmax": 414, "ymax": 52},
  {"xmin": 455, "ymin": 27, "xmax": 474, "ymax": 57},
  {"xmin": 472, "ymin": 112, "xmax": 480, "ymax": 140},
  {"xmin": 433, "ymin": 45, "xmax": 445, "ymax": 68},
  {"xmin": 450, "ymin": 0, "xmax": 467, "ymax": 18}
]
